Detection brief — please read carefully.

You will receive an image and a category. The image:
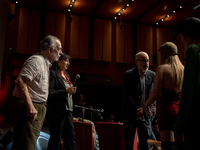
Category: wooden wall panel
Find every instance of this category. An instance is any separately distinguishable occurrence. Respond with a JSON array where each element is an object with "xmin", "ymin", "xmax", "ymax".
[
  {"xmin": 94, "ymin": 19, "xmax": 103, "ymax": 60},
  {"xmin": 145, "ymin": 26, "xmax": 153, "ymax": 65},
  {"xmin": 156, "ymin": 27, "xmax": 172, "ymax": 65},
  {"xmin": 45, "ymin": 11, "xmax": 56, "ymax": 37},
  {"xmin": 17, "ymin": 8, "xmax": 30, "ymax": 54},
  {"xmin": 116, "ymin": 22, "xmax": 125, "ymax": 63},
  {"xmin": 18, "ymin": 10, "xmax": 66, "ymax": 55},
  {"xmin": 164, "ymin": 29, "xmax": 171, "ymax": 42},
  {"xmin": 156, "ymin": 27, "xmax": 164, "ymax": 65},
  {"xmin": 70, "ymin": 15, "xmax": 89, "ymax": 59},
  {"xmin": 137, "ymin": 25, "xmax": 153, "ymax": 65},
  {"xmin": 156, "ymin": 27, "xmax": 164, "ymax": 49},
  {"xmin": 46, "ymin": 12, "xmax": 66, "ymax": 52},
  {"xmin": 94, "ymin": 19, "xmax": 111, "ymax": 61},
  {"xmin": 28, "ymin": 9, "xmax": 40, "ymax": 54},
  {"xmin": 137, "ymin": 24, "xmax": 145, "ymax": 52},
  {"xmin": 176, "ymin": 34, "xmax": 186, "ymax": 64},
  {"xmin": 102, "ymin": 20, "xmax": 111, "ymax": 61},
  {"xmin": 124, "ymin": 23, "xmax": 133, "ymax": 63},
  {"xmin": 79, "ymin": 17, "xmax": 89, "ymax": 59},
  {"xmin": 116, "ymin": 22, "xmax": 133, "ymax": 63},
  {"xmin": 70, "ymin": 15, "xmax": 80, "ymax": 58},
  {"xmin": 55, "ymin": 13, "xmax": 66, "ymax": 52}
]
